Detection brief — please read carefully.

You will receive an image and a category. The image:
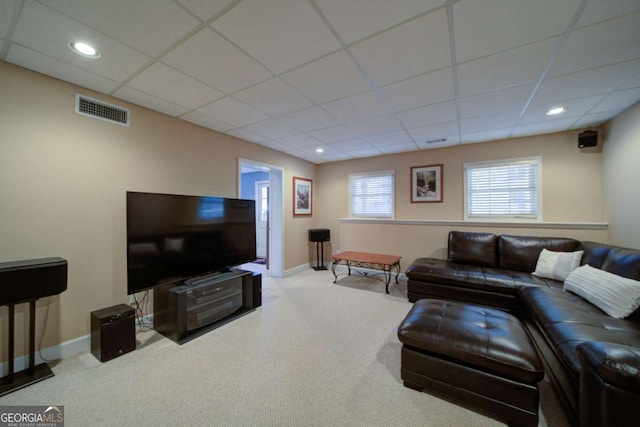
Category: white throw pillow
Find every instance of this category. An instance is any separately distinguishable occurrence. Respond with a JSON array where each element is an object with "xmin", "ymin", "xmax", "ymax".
[
  {"xmin": 532, "ymin": 249, "xmax": 584, "ymax": 281},
  {"xmin": 564, "ymin": 264, "xmax": 640, "ymax": 319}
]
